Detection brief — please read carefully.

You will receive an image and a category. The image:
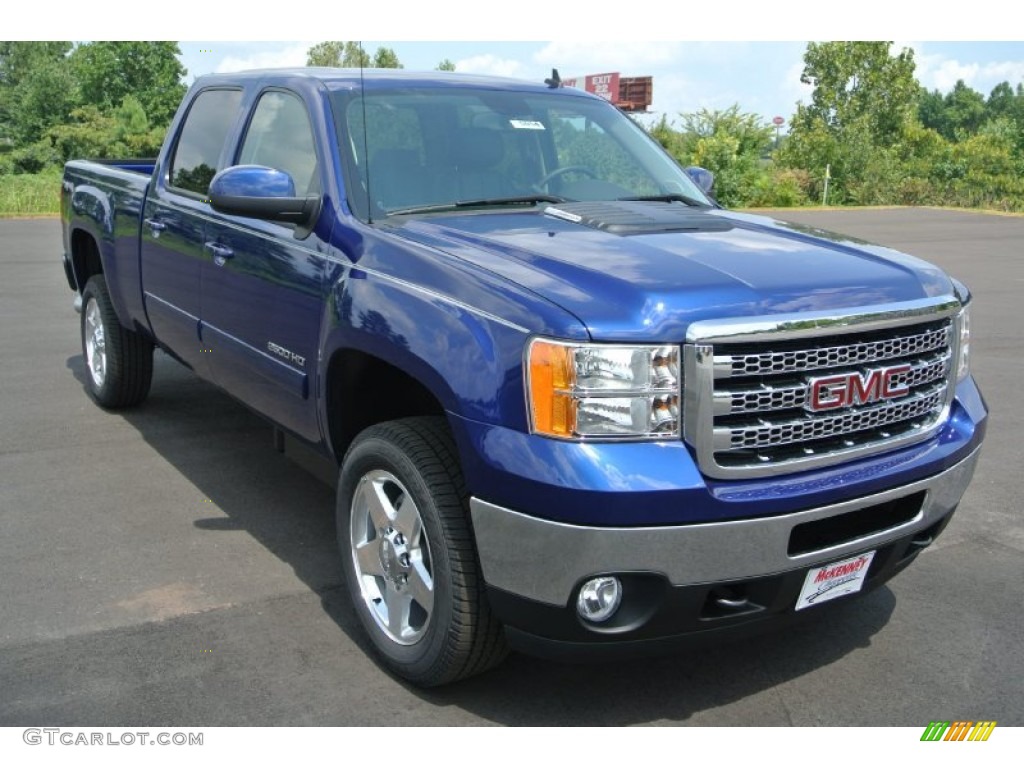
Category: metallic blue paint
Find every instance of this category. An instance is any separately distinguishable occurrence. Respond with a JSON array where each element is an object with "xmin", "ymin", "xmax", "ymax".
[
  {"xmin": 450, "ymin": 376, "xmax": 986, "ymax": 526},
  {"xmin": 61, "ymin": 162, "xmax": 151, "ymax": 330},
  {"xmin": 61, "ymin": 69, "xmax": 988, "ymax": 529},
  {"xmin": 390, "ymin": 208, "xmax": 953, "ymax": 342},
  {"xmin": 684, "ymin": 166, "xmax": 715, "ymax": 195},
  {"xmin": 209, "ymin": 164, "xmax": 297, "ymax": 198}
]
